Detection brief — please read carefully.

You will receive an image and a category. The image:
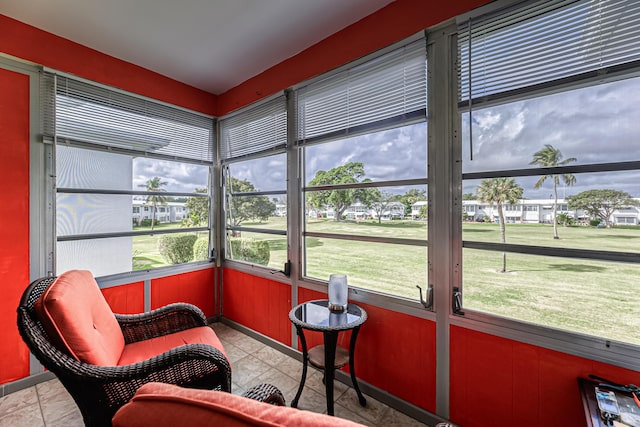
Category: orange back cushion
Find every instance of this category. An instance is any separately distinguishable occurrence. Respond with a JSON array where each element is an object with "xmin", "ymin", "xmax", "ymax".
[
  {"xmin": 34, "ymin": 269, "xmax": 125, "ymax": 366},
  {"xmin": 112, "ymin": 382, "xmax": 366, "ymax": 427}
]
